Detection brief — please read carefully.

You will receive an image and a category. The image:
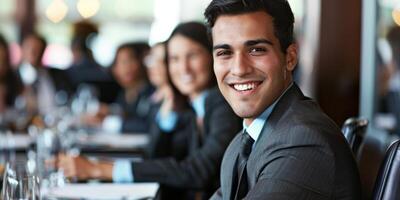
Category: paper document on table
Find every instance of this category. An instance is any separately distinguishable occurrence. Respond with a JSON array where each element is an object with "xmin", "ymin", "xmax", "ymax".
[
  {"xmin": 78, "ymin": 133, "xmax": 149, "ymax": 148},
  {"xmin": 45, "ymin": 183, "xmax": 159, "ymax": 200},
  {"xmin": 1, "ymin": 134, "xmax": 33, "ymax": 149}
]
